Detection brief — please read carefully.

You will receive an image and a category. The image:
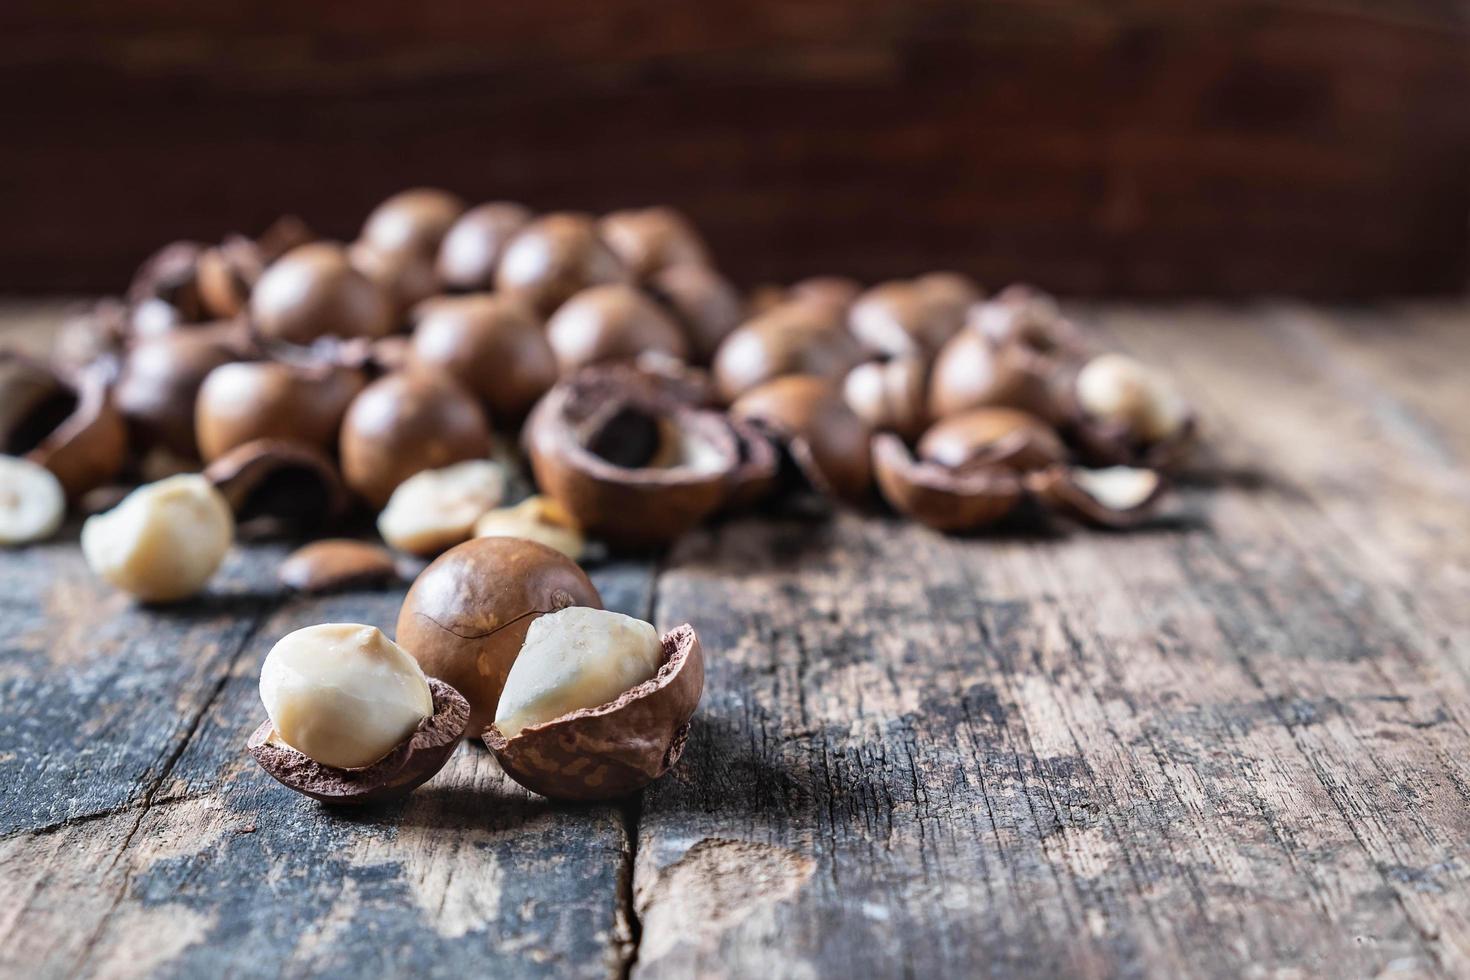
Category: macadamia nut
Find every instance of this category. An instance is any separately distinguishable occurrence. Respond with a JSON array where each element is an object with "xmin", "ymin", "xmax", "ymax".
[
  {"xmin": 1072, "ymin": 465, "xmax": 1161, "ymax": 511},
  {"xmin": 0, "ymin": 456, "xmax": 66, "ymax": 546},
  {"xmin": 495, "ymin": 607, "xmax": 663, "ymax": 737},
  {"xmin": 377, "ymin": 459, "xmax": 507, "ymax": 556},
  {"xmin": 259, "ymin": 624, "xmax": 434, "ymax": 769},
  {"xmin": 80, "ymin": 474, "xmax": 233, "ymax": 601},
  {"xmin": 473, "ymin": 496, "xmax": 585, "ymax": 560},
  {"xmin": 1076, "ymin": 353, "xmax": 1190, "ymax": 443}
]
